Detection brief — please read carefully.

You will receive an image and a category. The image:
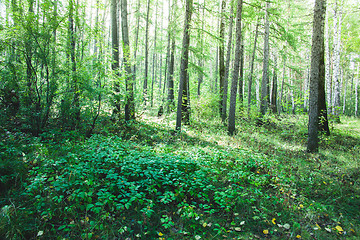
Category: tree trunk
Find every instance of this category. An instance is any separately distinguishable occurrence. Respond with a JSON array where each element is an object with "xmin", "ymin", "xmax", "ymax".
[
  {"xmin": 238, "ymin": 34, "xmax": 244, "ymax": 109},
  {"xmin": 111, "ymin": 0, "xmax": 120, "ymax": 115},
  {"xmin": 260, "ymin": 2, "xmax": 270, "ymax": 117},
  {"xmin": 222, "ymin": 1, "xmax": 234, "ymax": 118},
  {"xmin": 342, "ymin": 71, "xmax": 347, "ymax": 115},
  {"xmin": 227, "ymin": 0, "xmax": 243, "ymax": 135},
  {"xmin": 175, "ymin": 0, "xmax": 193, "ymax": 131},
  {"xmin": 151, "ymin": 1, "xmax": 158, "ymax": 107},
  {"xmin": 289, "ymin": 69, "xmax": 295, "ymax": 114},
  {"xmin": 121, "ymin": 0, "xmax": 135, "ymax": 121},
  {"xmin": 132, "ymin": 0, "xmax": 141, "ymax": 92},
  {"xmin": 219, "ymin": 0, "xmax": 226, "ymax": 120},
  {"xmin": 167, "ymin": 38, "xmax": 176, "ymax": 112},
  {"xmin": 69, "ymin": 0, "xmax": 80, "ymax": 127},
  {"xmin": 325, "ymin": 12, "xmax": 332, "ymax": 113},
  {"xmin": 247, "ymin": 22, "xmax": 259, "ymax": 117},
  {"xmin": 307, "ymin": 0, "xmax": 327, "ymax": 153},
  {"xmin": 197, "ymin": 0, "xmax": 206, "ymax": 96},
  {"xmin": 355, "ymin": 63, "xmax": 359, "ymax": 117},
  {"xmin": 332, "ymin": 1, "xmax": 342, "ymax": 122},
  {"xmin": 143, "ymin": 0, "xmax": 151, "ymax": 105},
  {"xmin": 271, "ymin": 54, "xmax": 278, "ymax": 114}
]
